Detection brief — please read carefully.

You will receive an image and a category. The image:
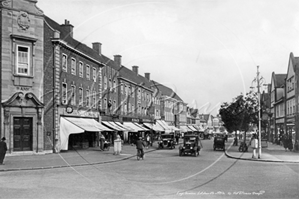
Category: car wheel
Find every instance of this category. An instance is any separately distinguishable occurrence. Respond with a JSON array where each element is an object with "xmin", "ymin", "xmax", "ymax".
[
  {"xmin": 179, "ymin": 151, "xmax": 182, "ymax": 156},
  {"xmin": 194, "ymin": 151, "xmax": 197, "ymax": 157}
]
